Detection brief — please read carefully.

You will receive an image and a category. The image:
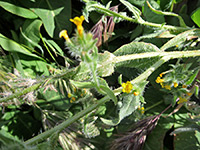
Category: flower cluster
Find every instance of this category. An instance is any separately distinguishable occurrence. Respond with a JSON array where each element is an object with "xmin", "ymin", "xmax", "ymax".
[
  {"xmin": 155, "ymin": 72, "xmax": 178, "ymax": 90},
  {"xmin": 155, "ymin": 63, "xmax": 197, "ymax": 105},
  {"xmin": 121, "ymin": 81, "xmax": 139, "ymax": 96},
  {"xmin": 68, "ymin": 88, "xmax": 87, "ymax": 103}
]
